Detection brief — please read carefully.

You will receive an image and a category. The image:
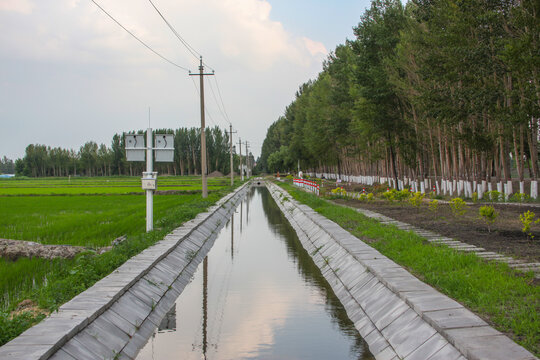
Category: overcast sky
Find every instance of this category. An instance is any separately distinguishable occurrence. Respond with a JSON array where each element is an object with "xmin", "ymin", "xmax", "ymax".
[{"xmin": 0, "ymin": 0, "xmax": 370, "ymax": 160}]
